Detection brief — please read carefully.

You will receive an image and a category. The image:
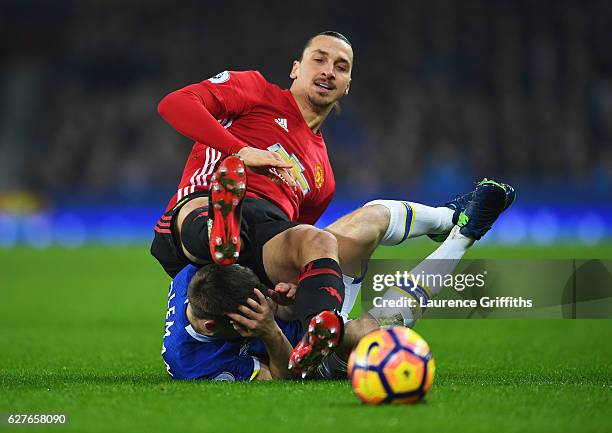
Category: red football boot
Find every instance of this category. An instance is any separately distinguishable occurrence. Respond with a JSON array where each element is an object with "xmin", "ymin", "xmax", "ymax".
[
  {"xmin": 208, "ymin": 155, "xmax": 247, "ymax": 265},
  {"xmin": 288, "ymin": 310, "xmax": 344, "ymax": 379}
]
